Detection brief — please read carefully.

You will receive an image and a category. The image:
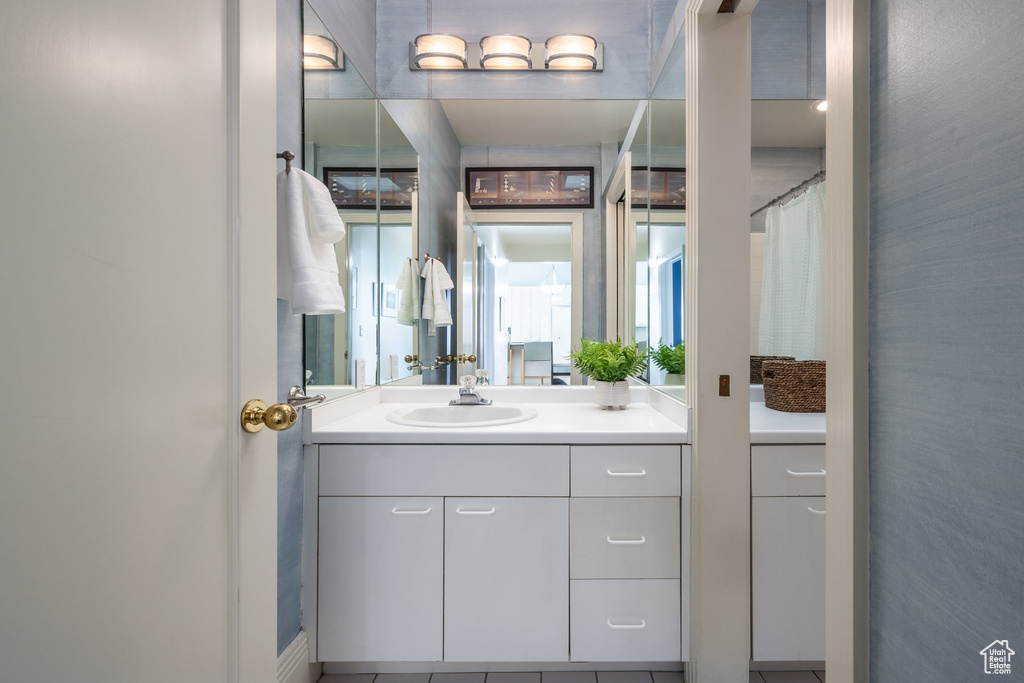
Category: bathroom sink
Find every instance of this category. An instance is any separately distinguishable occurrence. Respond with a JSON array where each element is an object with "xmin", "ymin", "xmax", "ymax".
[{"xmin": 386, "ymin": 404, "xmax": 538, "ymax": 428}]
